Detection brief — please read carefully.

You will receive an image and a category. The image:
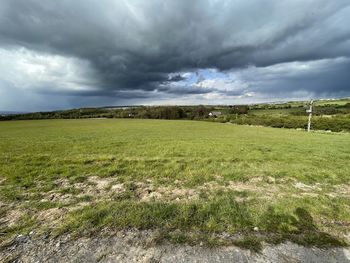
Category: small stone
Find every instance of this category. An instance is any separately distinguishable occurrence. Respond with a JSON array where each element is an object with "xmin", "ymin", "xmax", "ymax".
[
  {"xmin": 253, "ymin": 227, "xmax": 259, "ymax": 232},
  {"xmin": 16, "ymin": 234, "xmax": 28, "ymax": 243},
  {"xmin": 266, "ymin": 176, "xmax": 275, "ymax": 183},
  {"xmin": 10, "ymin": 244, "xmax": 17, "ymax": 251},
  {"xmin": 56, "ymin": 242, "xmax": 61, "ymax": 248}
]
